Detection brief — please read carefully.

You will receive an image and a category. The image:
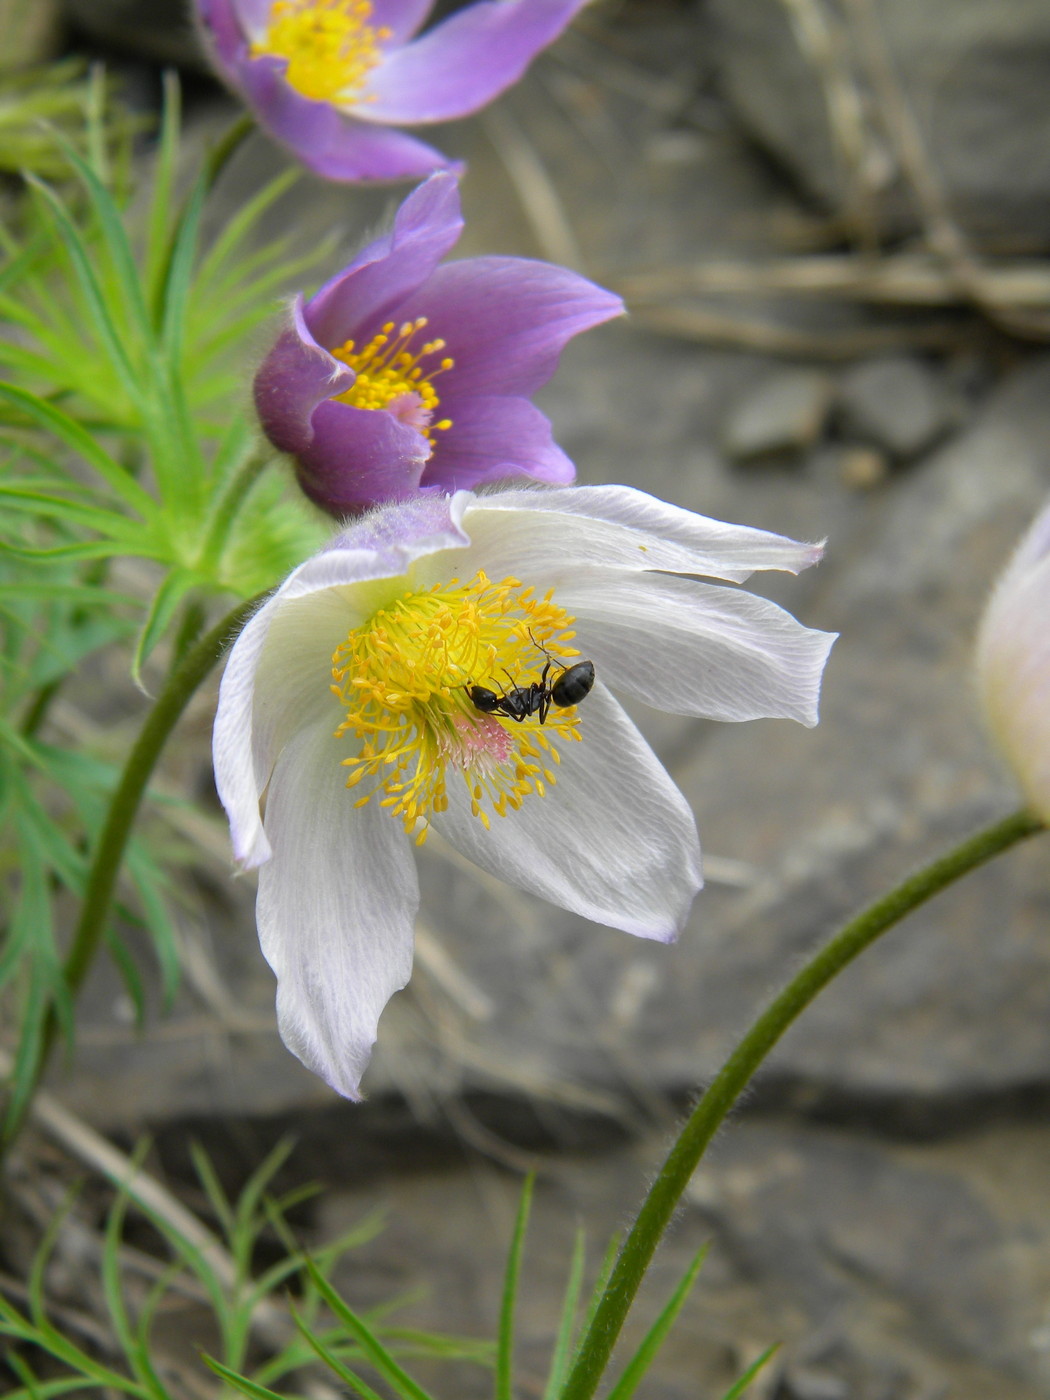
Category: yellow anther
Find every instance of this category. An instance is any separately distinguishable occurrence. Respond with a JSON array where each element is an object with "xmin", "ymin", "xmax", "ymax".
[
  {"xmin": 252, "ymin": 0, "xmax": 392, "ymax": 103},
  {"xmin": 331, "ymin": 571, "xmax": 584, "ymax": 837},
  {"xmin": 330, "ymin": 313, "xmax": 455, "ymax": 442}
]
